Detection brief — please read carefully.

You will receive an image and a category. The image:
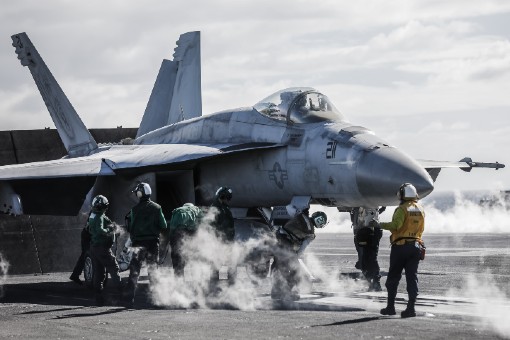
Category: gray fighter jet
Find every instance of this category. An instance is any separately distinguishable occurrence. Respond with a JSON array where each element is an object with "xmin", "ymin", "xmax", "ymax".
[{"xmin": 0, "ymin": 31, "xmax": 504, "ymax": 227}]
